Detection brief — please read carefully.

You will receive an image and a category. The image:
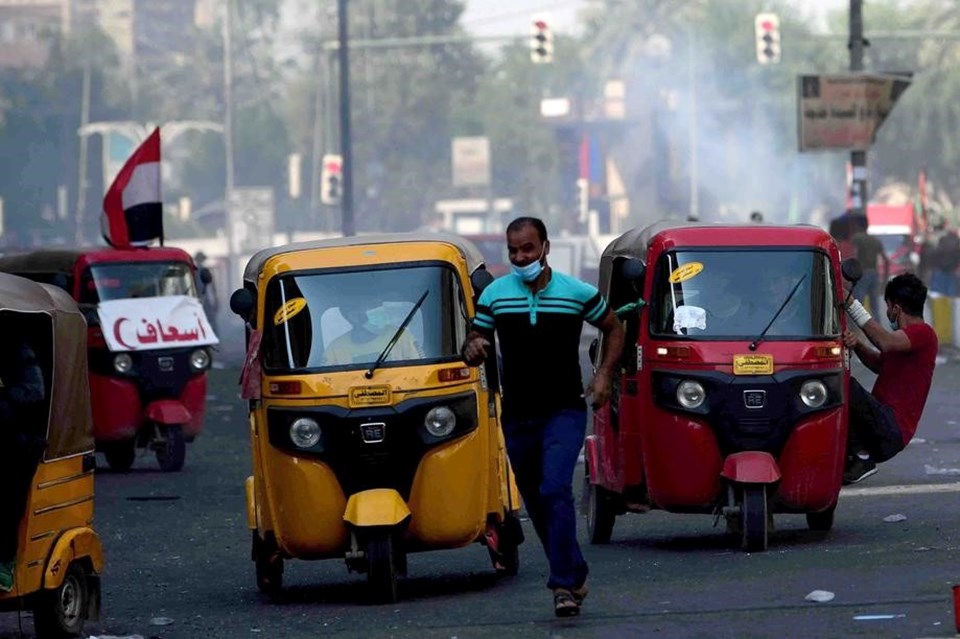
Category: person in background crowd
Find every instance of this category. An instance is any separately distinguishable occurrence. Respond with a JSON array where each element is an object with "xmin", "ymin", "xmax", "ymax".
[
  {"xmin": 851, "ymin": 219, "xmax": 890, "ymax": 313},
  {"xmin": 932, "ymin": 230, "xmax": 960, "ymax": 296},
  {"xmin": 194, "ymin": 252, "xmax": 220, "ymax": 335}
]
